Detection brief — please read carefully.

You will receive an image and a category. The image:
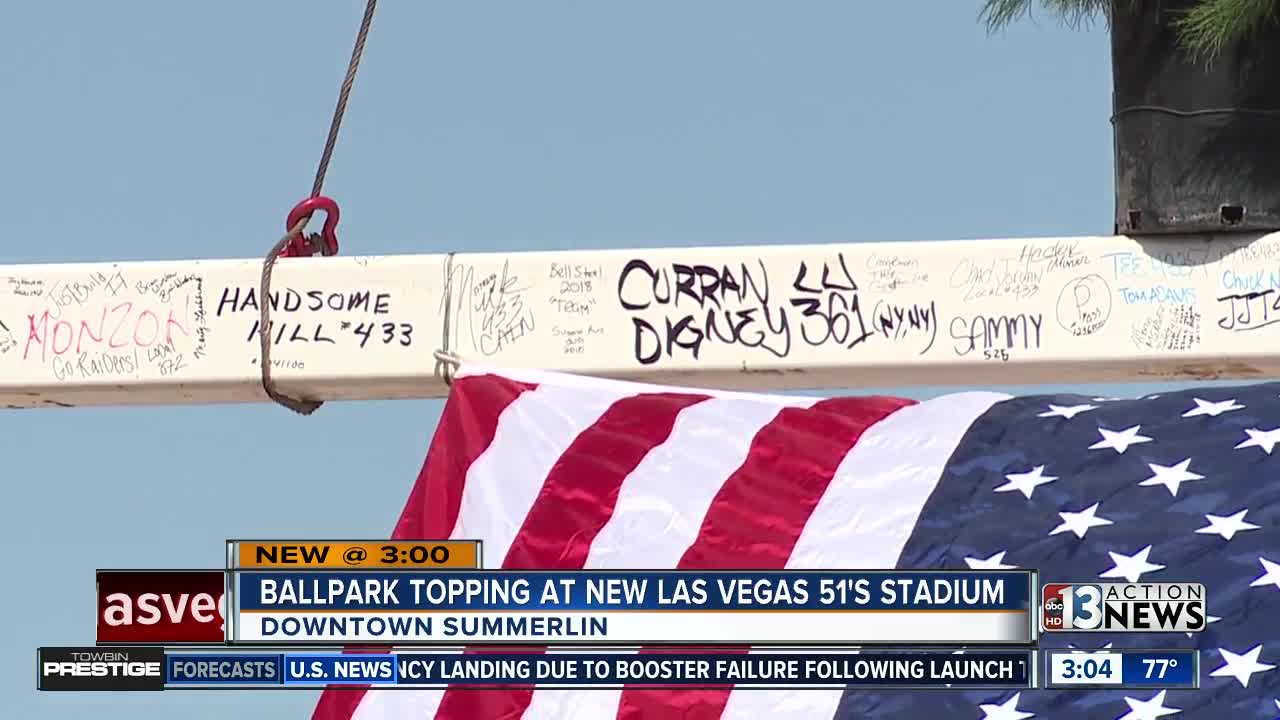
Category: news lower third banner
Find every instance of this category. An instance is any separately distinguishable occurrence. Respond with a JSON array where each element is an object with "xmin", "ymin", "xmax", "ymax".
[
  {"xmin": 229, "ymin": 570, "xmax": 1036, "ymax": 645},
  {"xmin": 38, "ymin": 647, "xmax": 1036, "ymax": 691}
]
